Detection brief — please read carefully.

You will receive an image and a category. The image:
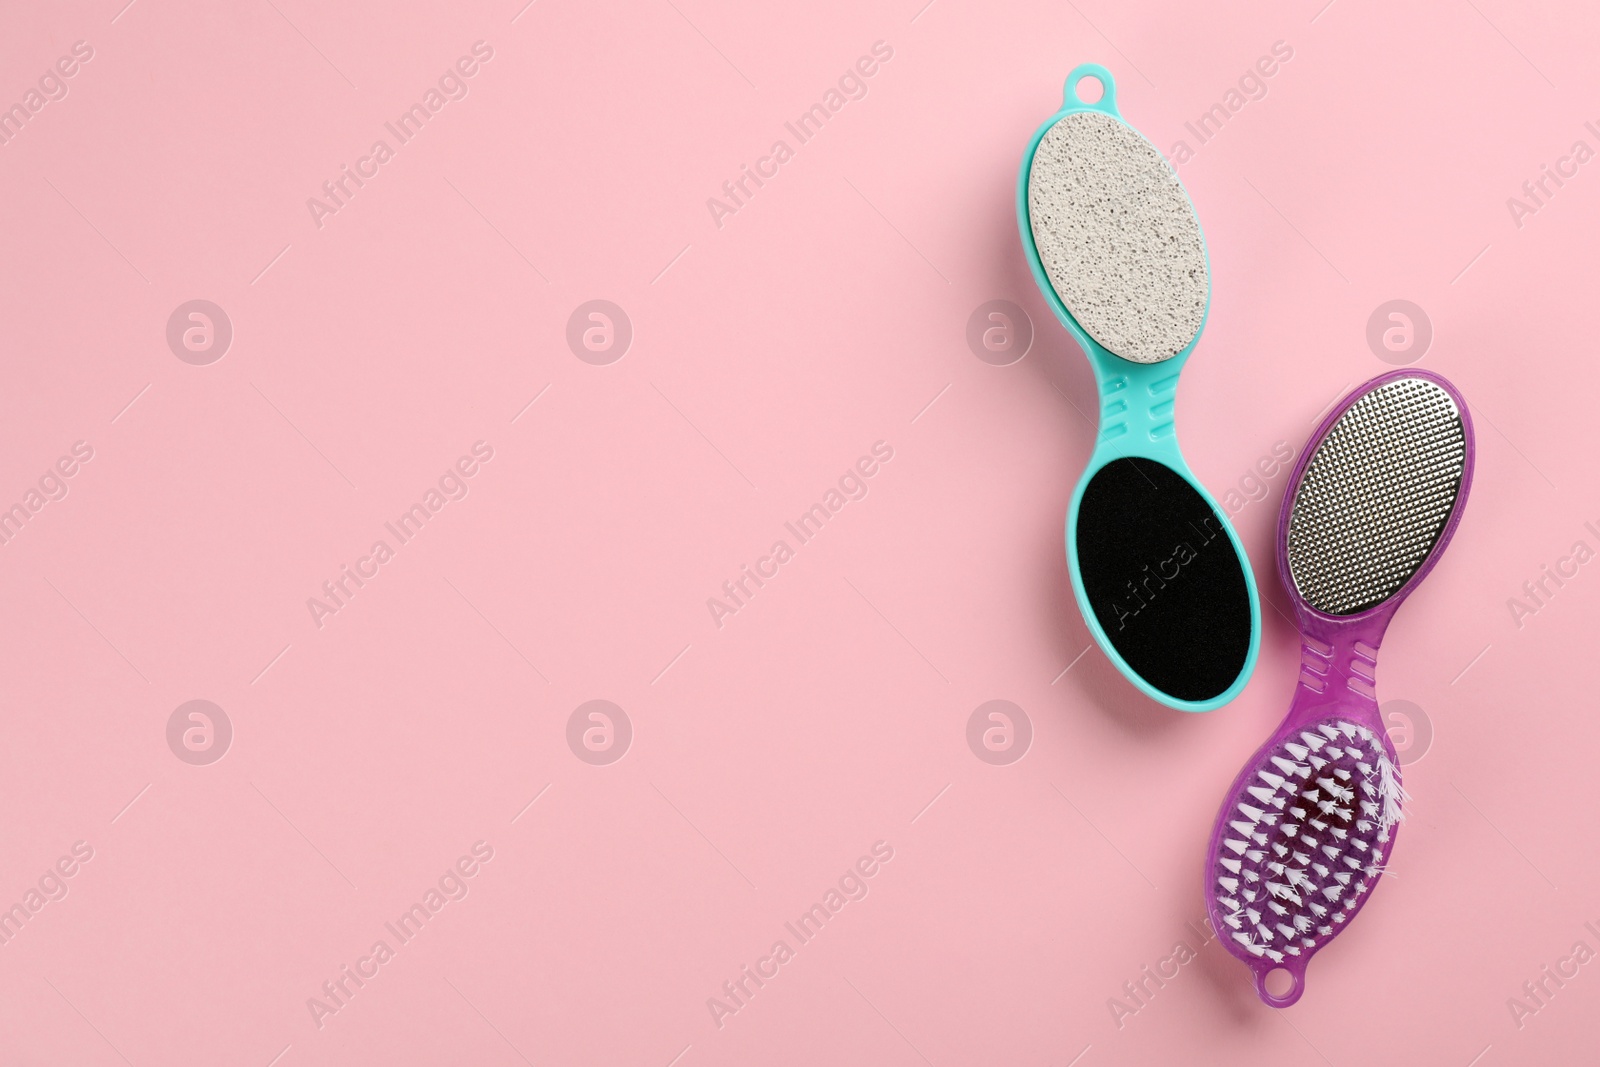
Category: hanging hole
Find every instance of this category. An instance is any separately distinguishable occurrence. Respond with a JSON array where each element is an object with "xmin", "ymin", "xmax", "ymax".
[
  {"xmin": 1076, "ymin": 75, "xmax": 1104, "ymax": 103},
  {"xmin": 1264, "ymin": 968, "xmax": 1295, "ymax": 998}
]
